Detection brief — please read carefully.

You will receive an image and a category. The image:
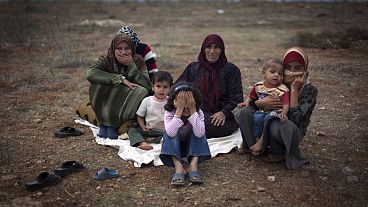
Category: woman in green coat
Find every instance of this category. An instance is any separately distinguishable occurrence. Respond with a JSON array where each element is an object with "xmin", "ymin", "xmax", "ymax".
[{"xmin": 87, "ymin": 33, "xmax": 151, "ymax": 139}]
